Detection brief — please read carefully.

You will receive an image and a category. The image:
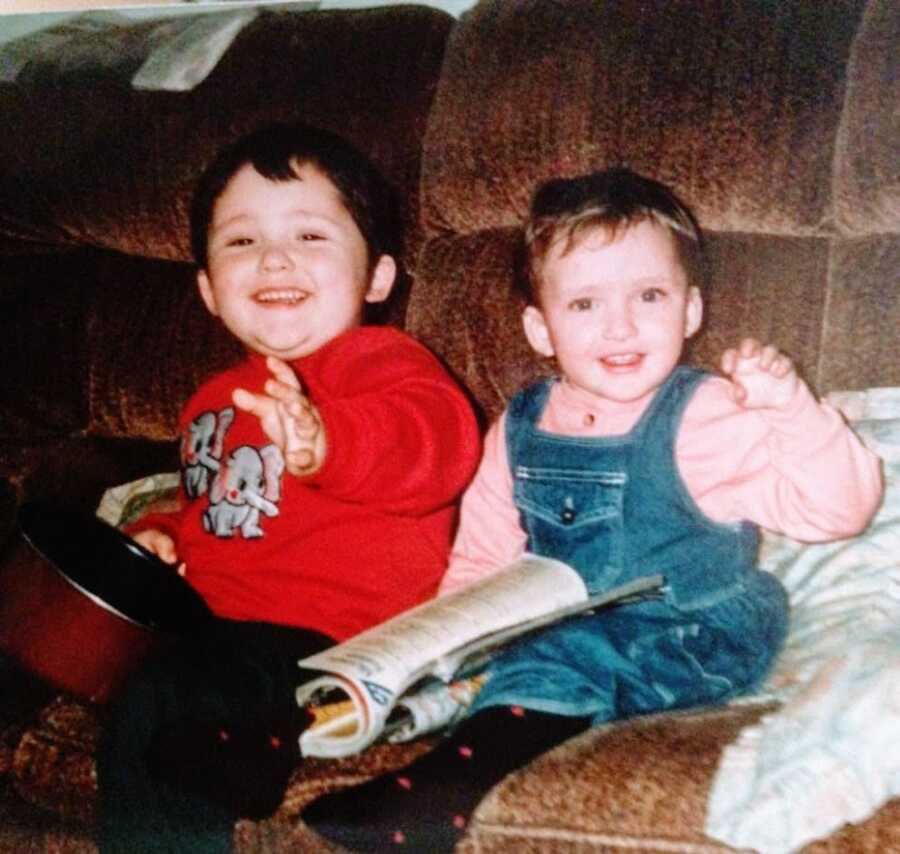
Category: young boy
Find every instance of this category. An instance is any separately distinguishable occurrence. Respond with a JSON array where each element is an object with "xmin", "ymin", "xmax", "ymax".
[
  {"xmin": 96, "ymin": 122, "xmax": 480, "ymax": 854},
  {"xmin": 301, "ymin": 168, "xmax": 883, "ymax": 852}
]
